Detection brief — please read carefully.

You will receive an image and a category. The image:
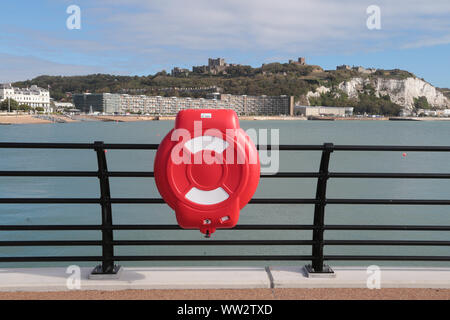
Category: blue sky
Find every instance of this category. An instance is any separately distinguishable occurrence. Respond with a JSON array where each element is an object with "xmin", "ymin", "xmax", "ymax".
[{"xmin": 0, "ymin": 0, "xmax": 449, "ymax": 87}]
